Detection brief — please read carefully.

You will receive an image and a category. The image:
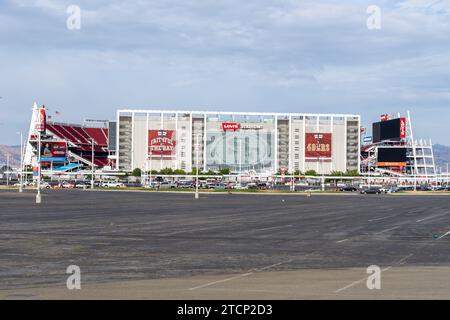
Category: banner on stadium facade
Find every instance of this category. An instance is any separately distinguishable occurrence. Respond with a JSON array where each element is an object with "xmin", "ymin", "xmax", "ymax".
[
  {"xmin": 399, "ymin": 117, "xmax": 407, "ymax": 138},
  {"xmin": 32, "ymin": 166, "xmax": 39, "ymax": 177},
  {"xmin": 40, "ymin": 141, "xmax": 67, "ymax": 162},
  {"xmin": 148, "ymin": 130, "xmax": 177, "ymax": 159},
  {"xmin": 305, "ymin": 133, "xmax": 332, "ymax": 160},
  {"xmin": 36, "ymin": 105, "xmax": 47, "ymax": 133}
]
